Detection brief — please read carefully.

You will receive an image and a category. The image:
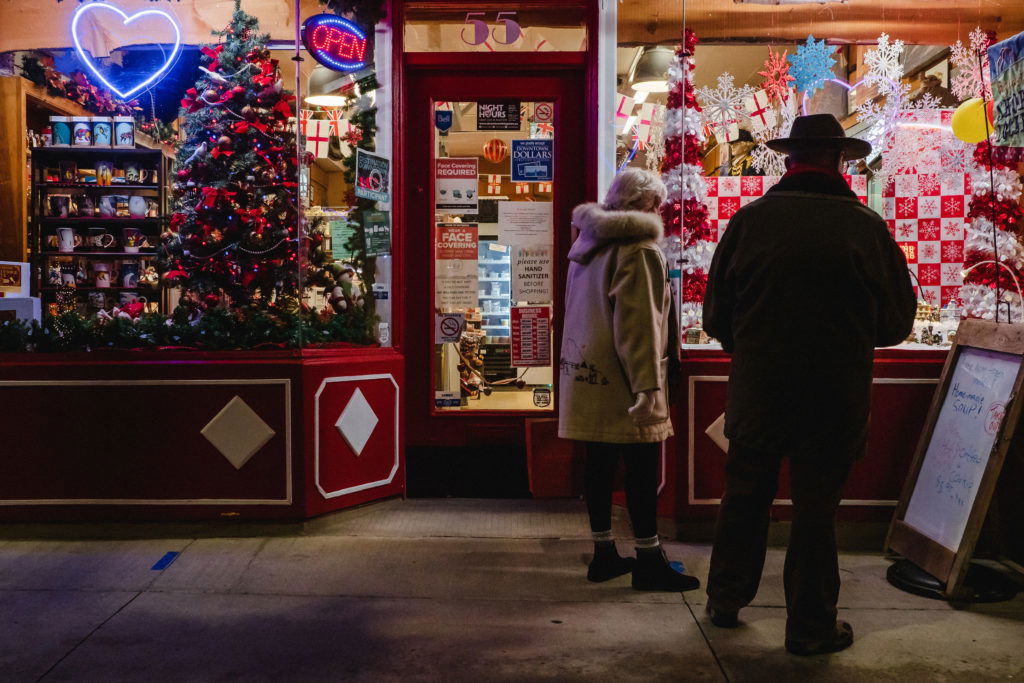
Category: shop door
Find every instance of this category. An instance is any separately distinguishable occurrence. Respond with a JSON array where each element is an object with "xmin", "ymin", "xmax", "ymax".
[{"xmin": 403, "ymin": 65, "xmax": 587, "ymax": 490}]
